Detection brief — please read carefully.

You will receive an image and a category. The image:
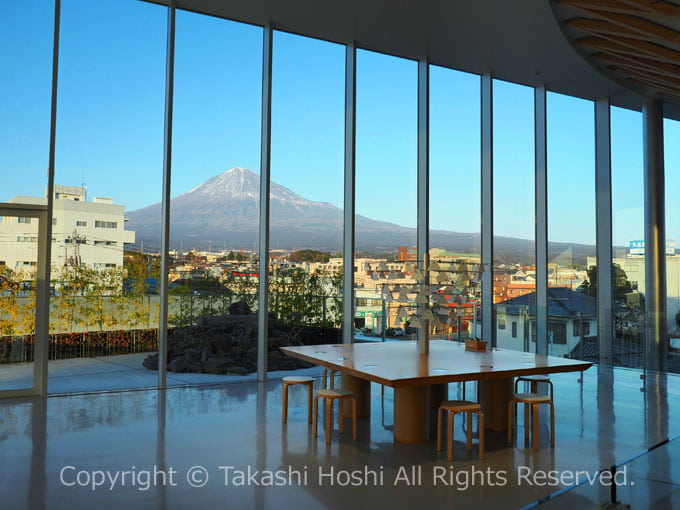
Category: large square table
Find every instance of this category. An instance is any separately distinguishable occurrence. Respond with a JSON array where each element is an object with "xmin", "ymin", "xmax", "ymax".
[{"xmin": 280, "ymin": 340, "xmax": 592, "ymax": 443}]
